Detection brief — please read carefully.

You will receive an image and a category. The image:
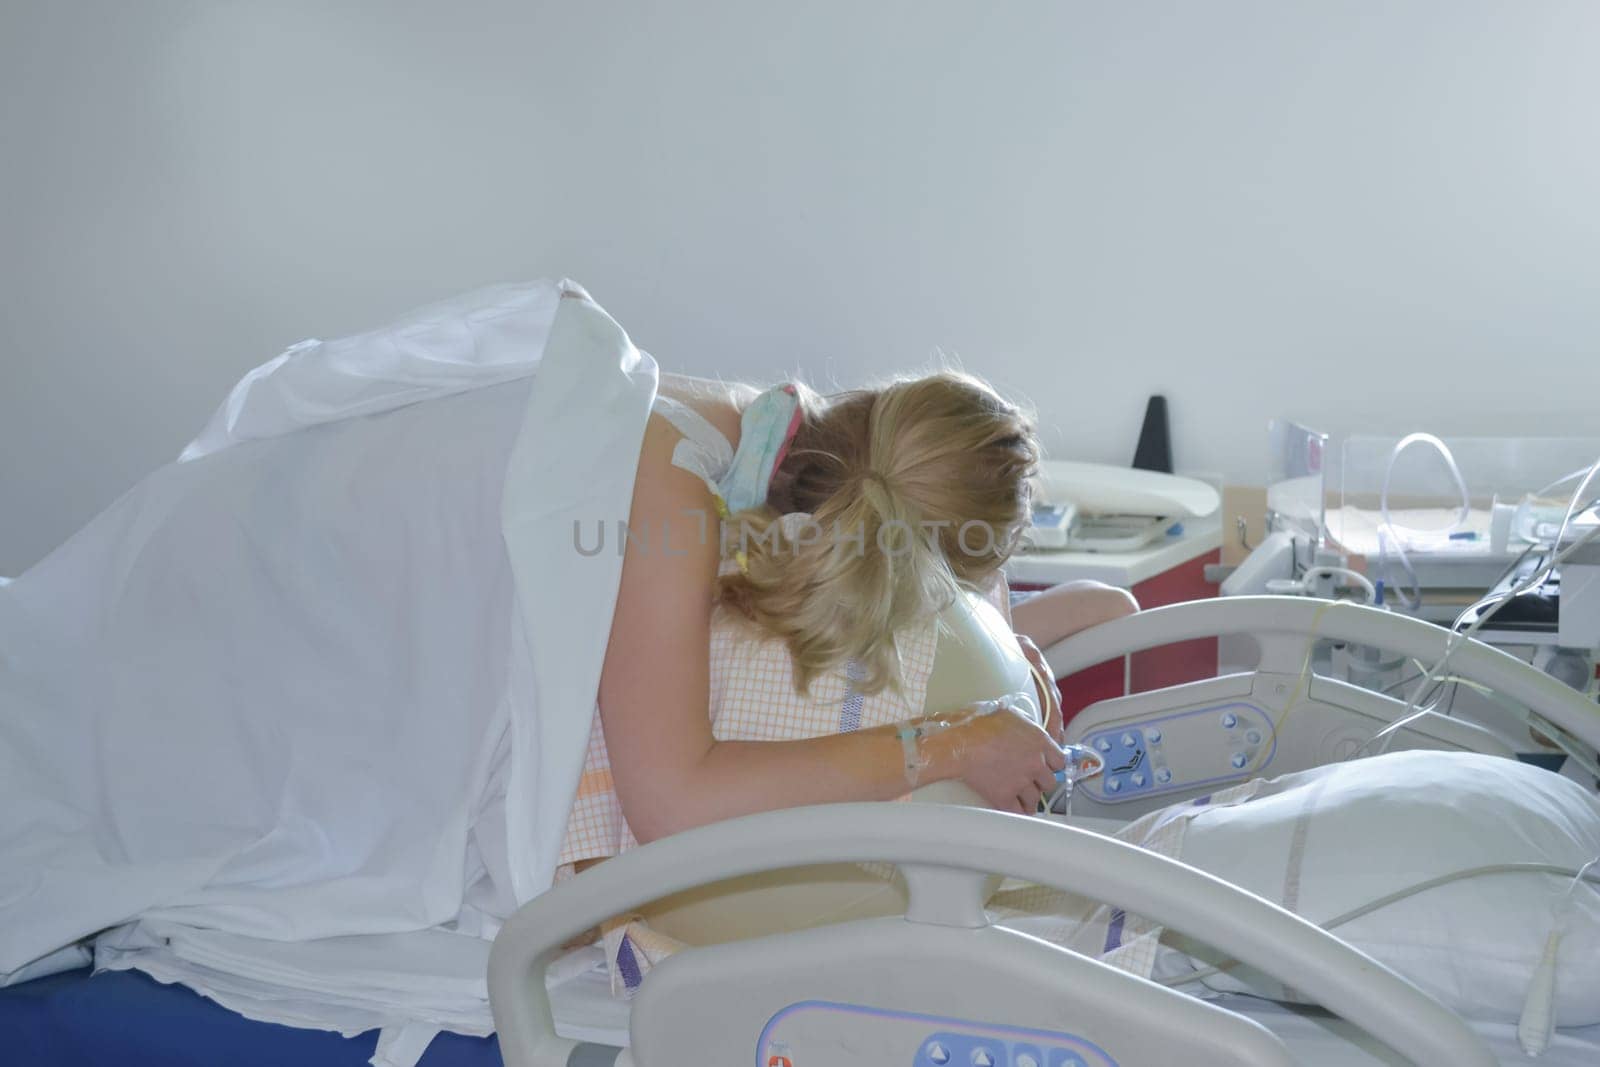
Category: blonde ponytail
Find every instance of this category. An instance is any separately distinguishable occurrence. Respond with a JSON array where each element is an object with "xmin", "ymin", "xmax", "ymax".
[{"xmin": 718, "ymin": 372, "xmax": 1038, "ymax": 696}]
